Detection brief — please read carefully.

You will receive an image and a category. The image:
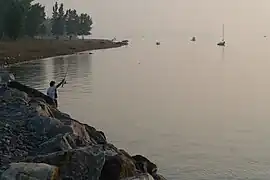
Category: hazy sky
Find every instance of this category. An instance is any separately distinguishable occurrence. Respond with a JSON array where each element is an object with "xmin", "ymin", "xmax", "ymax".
[{"xmin": 35, "ymin": 0, "xmax": 270, "ymax": 38}]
